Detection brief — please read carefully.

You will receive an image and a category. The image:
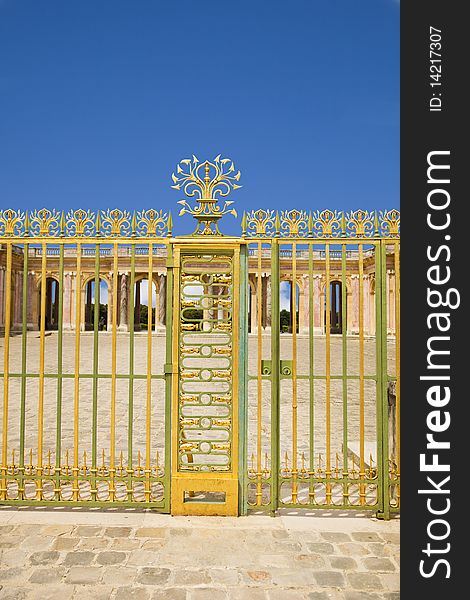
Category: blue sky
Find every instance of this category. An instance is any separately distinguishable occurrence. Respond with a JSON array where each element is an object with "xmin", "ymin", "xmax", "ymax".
[{"xmin": 0, "ymin": 0, "xmax": 399, "ymax": 236}]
